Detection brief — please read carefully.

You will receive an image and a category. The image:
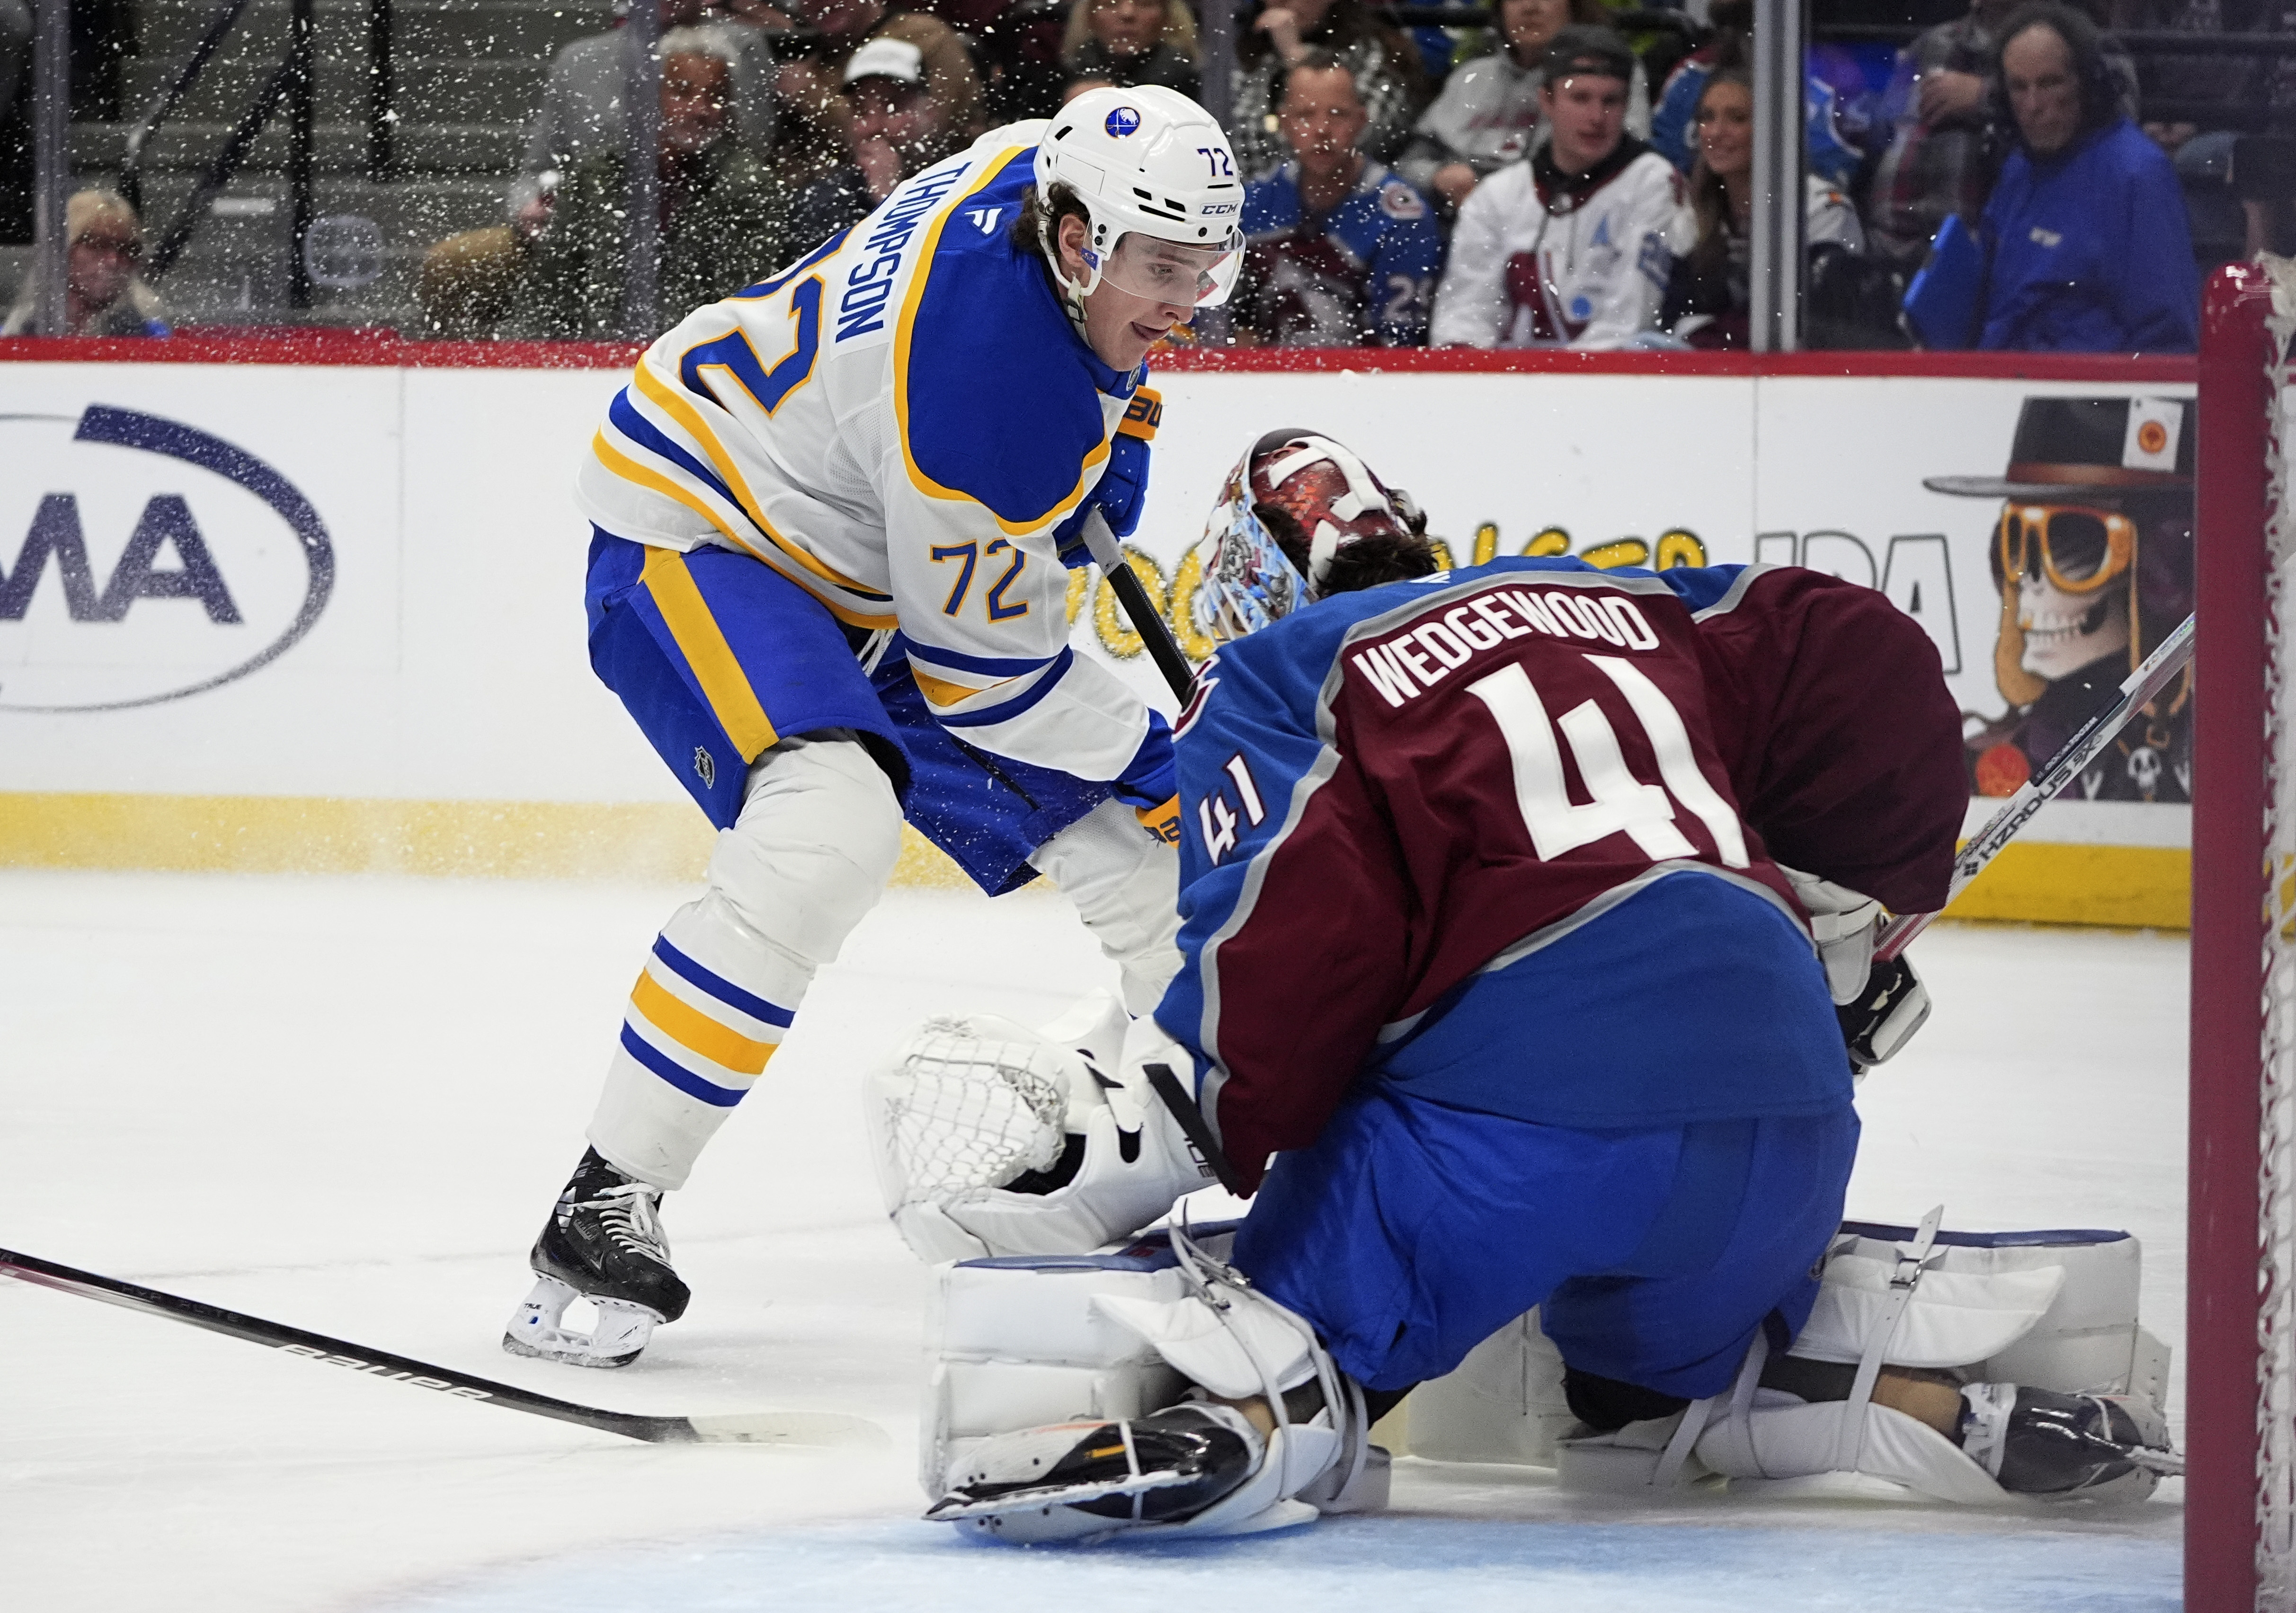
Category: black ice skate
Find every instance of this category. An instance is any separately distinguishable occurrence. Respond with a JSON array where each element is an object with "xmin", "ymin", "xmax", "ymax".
[{"xmin": 502, "ymin": 1147, "xmax": 690, "ymax": 1369}]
